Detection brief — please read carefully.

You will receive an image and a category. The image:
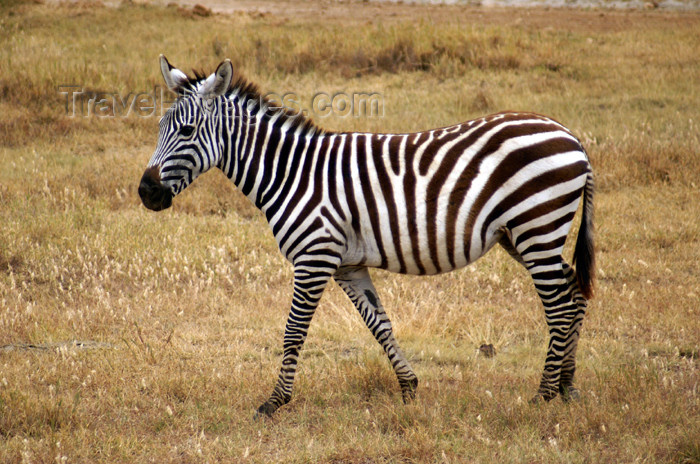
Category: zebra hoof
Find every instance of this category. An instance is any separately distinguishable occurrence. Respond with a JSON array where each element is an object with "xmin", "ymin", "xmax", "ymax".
[
  {"xmin": 400, "ymin": 377, "xmax": 419, "ymax": 404},
  {"xmin": 529, "ymin": 391, "xmax": 557, "ymax": 405},
  {"xmin": 254, "ymin": 402, "xmax": 277, "ymax": 420},
  {"xmin": 560, "ymin": 386, "xmax": 581, "ymax": 402}
]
